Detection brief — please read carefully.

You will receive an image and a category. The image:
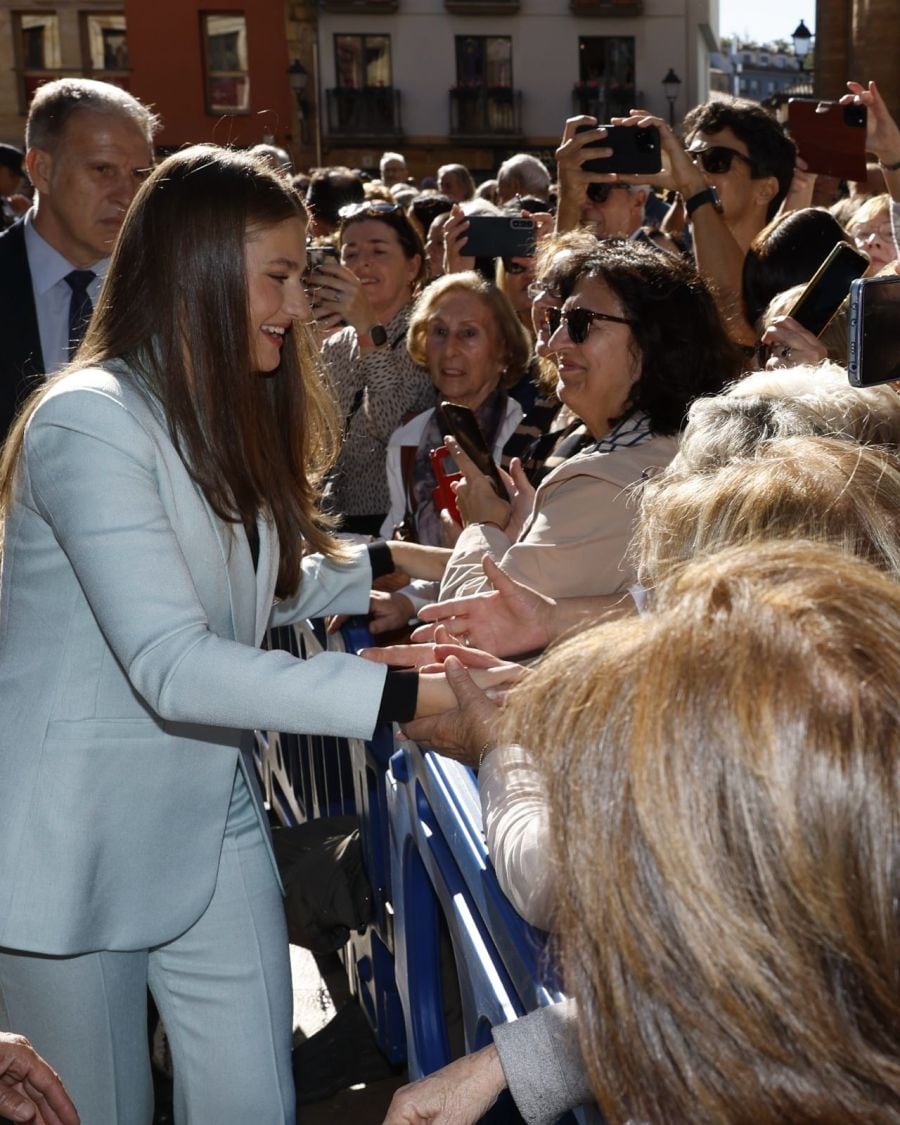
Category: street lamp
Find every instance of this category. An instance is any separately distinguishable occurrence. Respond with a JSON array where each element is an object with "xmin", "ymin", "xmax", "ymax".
[
  {"xmin": 791, "ymin": 19, "xmax": 813, "ymax": 73},
  {"xmin": 662, "ymin": 68, "xmax": 681, "ymax": 129}
]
